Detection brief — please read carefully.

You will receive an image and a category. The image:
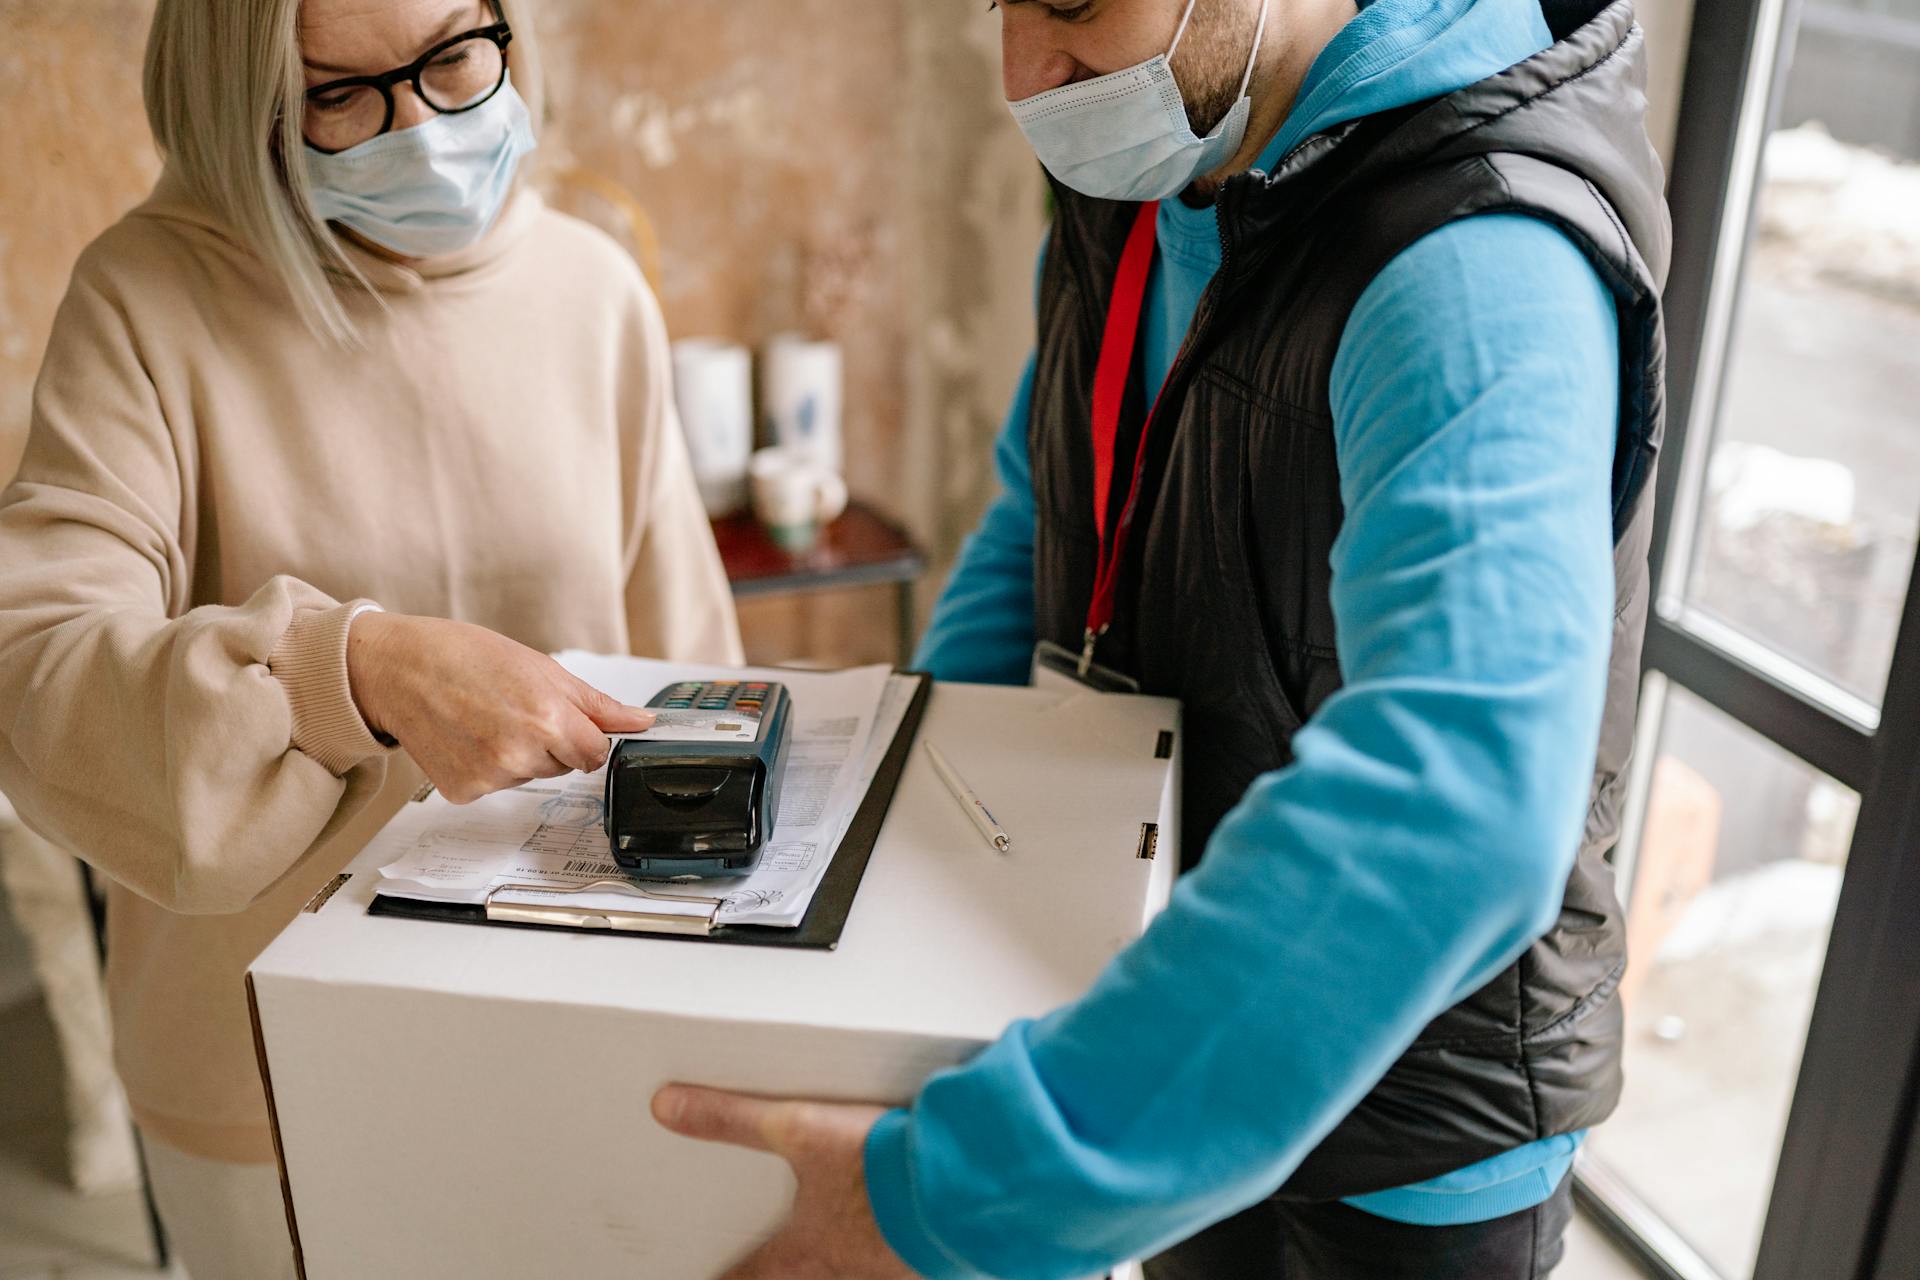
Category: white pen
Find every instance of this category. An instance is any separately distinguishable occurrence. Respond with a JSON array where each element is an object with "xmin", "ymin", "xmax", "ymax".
[{"xmin": 924, "ymin": 741, "xmax": 1012, "ymax": 855}]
